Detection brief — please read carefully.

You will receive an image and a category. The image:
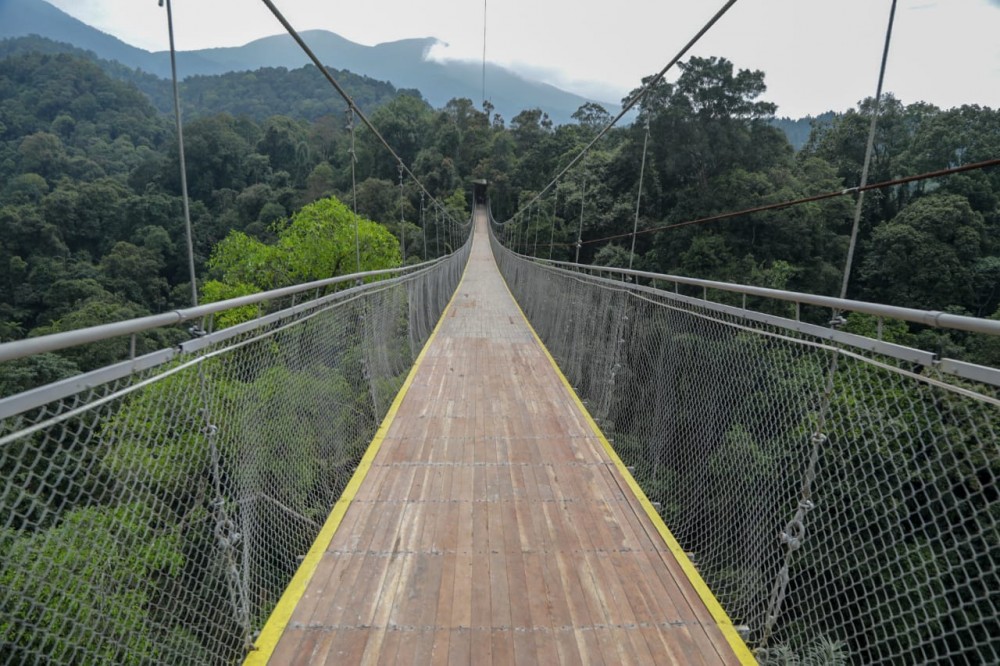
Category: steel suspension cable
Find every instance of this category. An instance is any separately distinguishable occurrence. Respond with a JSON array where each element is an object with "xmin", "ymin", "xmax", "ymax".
[
  {"xmin": 398, "ymin": 164, "xmax": 406, "ymax": 263},
  {"xmin": 764, "ymin": 1, "xmax": 899, "ymax": 649},
  {"xmin": 839, "ymin": 0, "xmax": 897, "ymax": 299},
  {"xmin": 575, "ymin": 176, "xmax": 587, "ymax": 263},
  {"xmin": 162, "ymin": 0, "xmax": 250, "ymax": 646},
  {"xmin": 482, "ymin": 0, "xmax": 488, "ymax": 107},
  {"xmin": 548, "ymin": 193, "xmax": 556, "ymax": 260},
  {"xmin": 550, "ymin": 157, "xmax": 1000, "ymax": 249},
  {"xmin": 628, "ymin": 117, "xmax": 651, "ymax": 270},
  {"xmin": 421, "ymin": 193, "xmax": 427, "ymax": 261},
  {"xmin": 161, "ymin": 0, "xmax": 198, "ymax": 308},
  {"xmin": 532, "ymin": 204, "xmax": 540, "ymax": 256},
  {"xmin": 347, "ymin": 108, "xmax": 361, "ymax": 272},
  {"xmin": 258, "ymin": 0, "xmax": 465, "ymax": 230},
  {"xmin": 501, "ymin": 0, "xmax": 741, "ymax": 225}
]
